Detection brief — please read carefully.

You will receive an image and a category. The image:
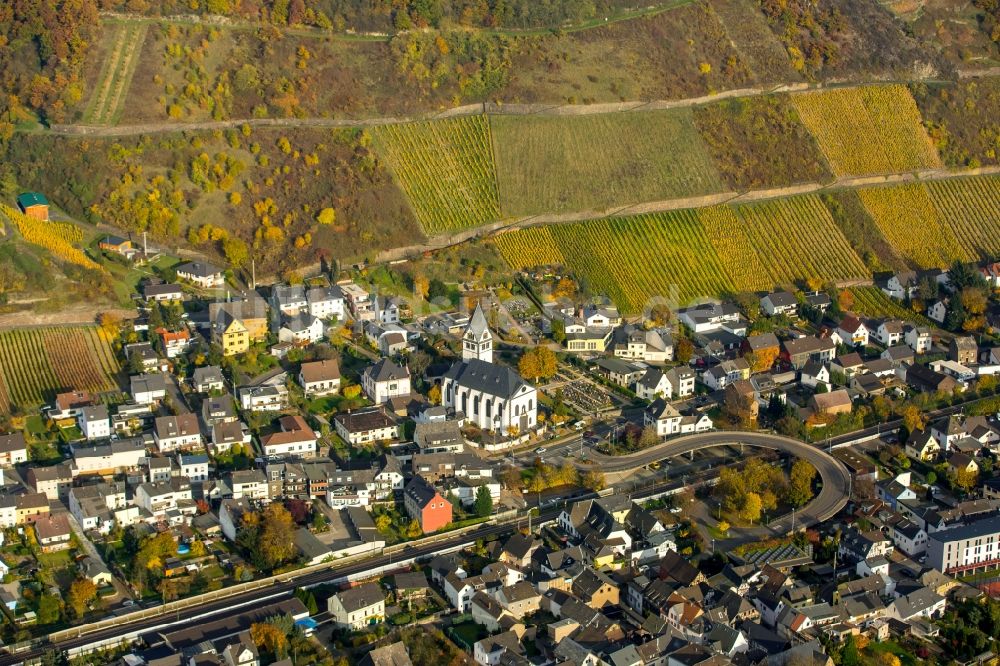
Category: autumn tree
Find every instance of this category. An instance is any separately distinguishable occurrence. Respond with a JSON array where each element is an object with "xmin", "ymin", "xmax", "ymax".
[
  {"xmin": 899, "ymin": 404, "xmax": 926, "ymax": 435},
  {"xmin": 406, "ymin": 519, "xmax": 423, "ymax": 538},
  {"xmin": 953, "ymin": 466, "xmax": 979, "ymax": 493},
  {"xmin": 98, "ymin": 312, "xmax": 122, "ymax": 337},
  {"xmin": 745, "ymin": 347, "xmax": 779, "ymax": 373},
  {"xmin": 580, "ymin": 469, "xmax": 606, "ymax": 491},
  {"xmin": 250, "ymin": 622, "xmax": 288, "ymax": 658},
  {"xmin": 649, "ymin": 303, "xmax": 672, "ymax": 326},
  {"xmin": 253, "ymin": 502, "xmax": 297, "ymax": 570},
  {"xmin": 375, "ymin": 514, "xmax": 392, "ymax": 533},
  {"xmin": 316, "ymin": 207, "xmax": 336, "ymax": 225},
  {"xmin": 68, "ymin": 578, "xmax": 97, "ymax": 619},
  {"xmin": 787, "ymin": 459, "xmax": 817, "ymax": 507},
  {"xmin": 675, "ymin": 337, "xmax": 694, "ymax": 363},
  {"xmin": 740, "ymin": 492, "xmax": 763, "ymax": 524},
  {"xmin": 428, "ymin": 384, "xmax": 441, "ymax": 405},
  {"xmin": 717, "ymin": 520, "xmax": 730, "ymax": 535},
  {"xmin": 837, "ymin": 289, "xmax": 854, "ymax": 311},
  {"xmin": 412, "ymin": 273, "xmax": 429, "ymax": 299},
  {"xmin": 639, "ymin": 425, "xmax": 660, "ymax": 449},
  {"xmin": 518, "ymin": 346, "xmax": 557, "ymax": 383}
]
